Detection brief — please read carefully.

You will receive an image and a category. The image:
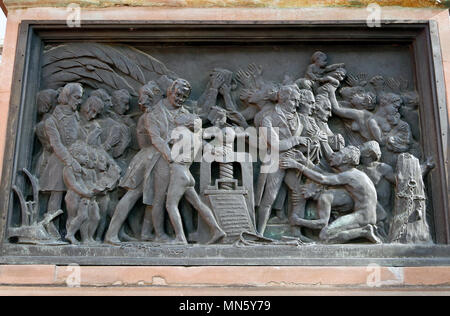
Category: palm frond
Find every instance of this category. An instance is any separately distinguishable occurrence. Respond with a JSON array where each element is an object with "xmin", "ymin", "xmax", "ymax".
[{"xmin": 42, "ymin": 43, "xmax": 176, "ymax": 96}]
